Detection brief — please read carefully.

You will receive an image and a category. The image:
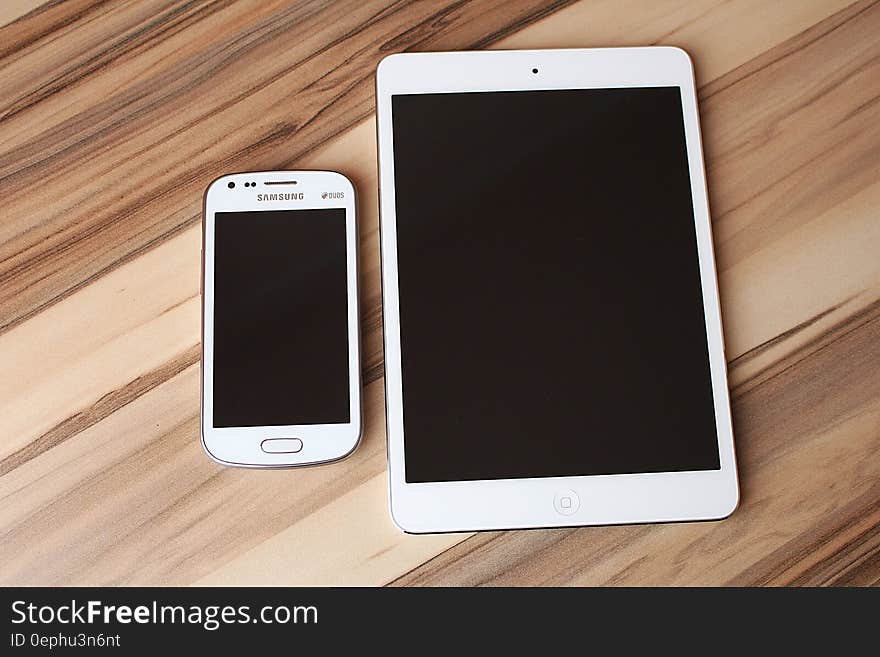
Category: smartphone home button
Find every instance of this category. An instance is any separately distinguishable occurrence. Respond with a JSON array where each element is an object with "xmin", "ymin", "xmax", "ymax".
[
  {"xmin": 260, "ymin": 438, "xmax": 303, "ymax": 454},
  {"xmin": 553, "ymin": 490, "xmax": 580, "ymax": 516}
]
